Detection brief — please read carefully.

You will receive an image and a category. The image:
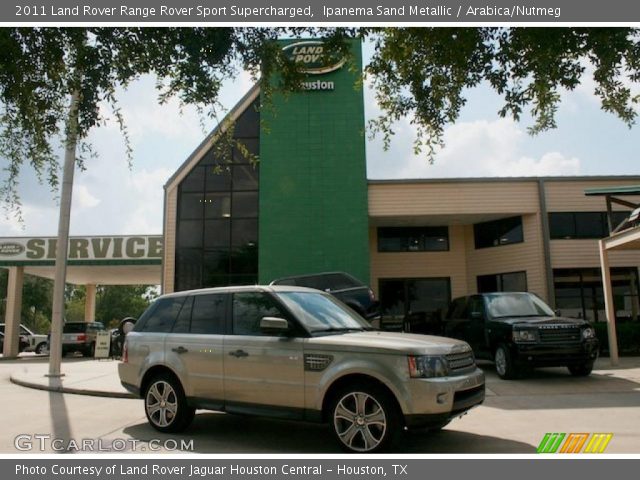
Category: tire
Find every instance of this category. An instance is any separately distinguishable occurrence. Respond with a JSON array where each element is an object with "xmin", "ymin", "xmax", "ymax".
[
  {"xmin": 568, "ymin": 362, "xmax": 594, "ymax": 377},
  {"xmin": 494, "ymin": 344, "xmax": 518, "ymax": 380},
  {"xmin": 35, "ymin": 342, "xmax": 47, "ymax": 354},
  {"xmin": 329, "ymin": 382, "xmax": 403, "ymax": 453},
  {"xmin": 144, "ymin": 373, "xmax": 195, "ymax": 433}
]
